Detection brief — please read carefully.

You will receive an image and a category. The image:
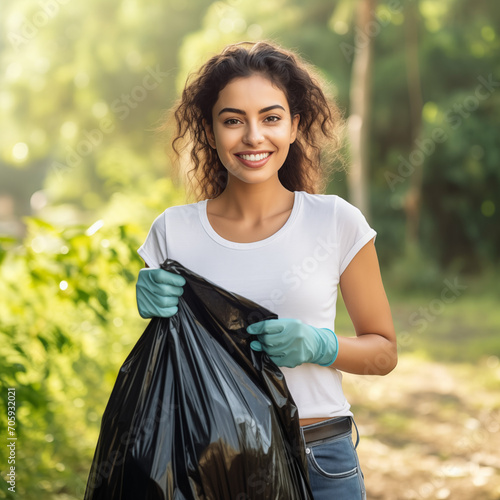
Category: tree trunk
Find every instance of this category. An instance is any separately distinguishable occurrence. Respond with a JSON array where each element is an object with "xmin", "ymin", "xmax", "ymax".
[
  {"xmin": 347, "ymin": 0, "xmax": 375, "ymax": 220},
  {"xmin": 403, "ymin": 1, "xmax": 424, "ymax": 248}
]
